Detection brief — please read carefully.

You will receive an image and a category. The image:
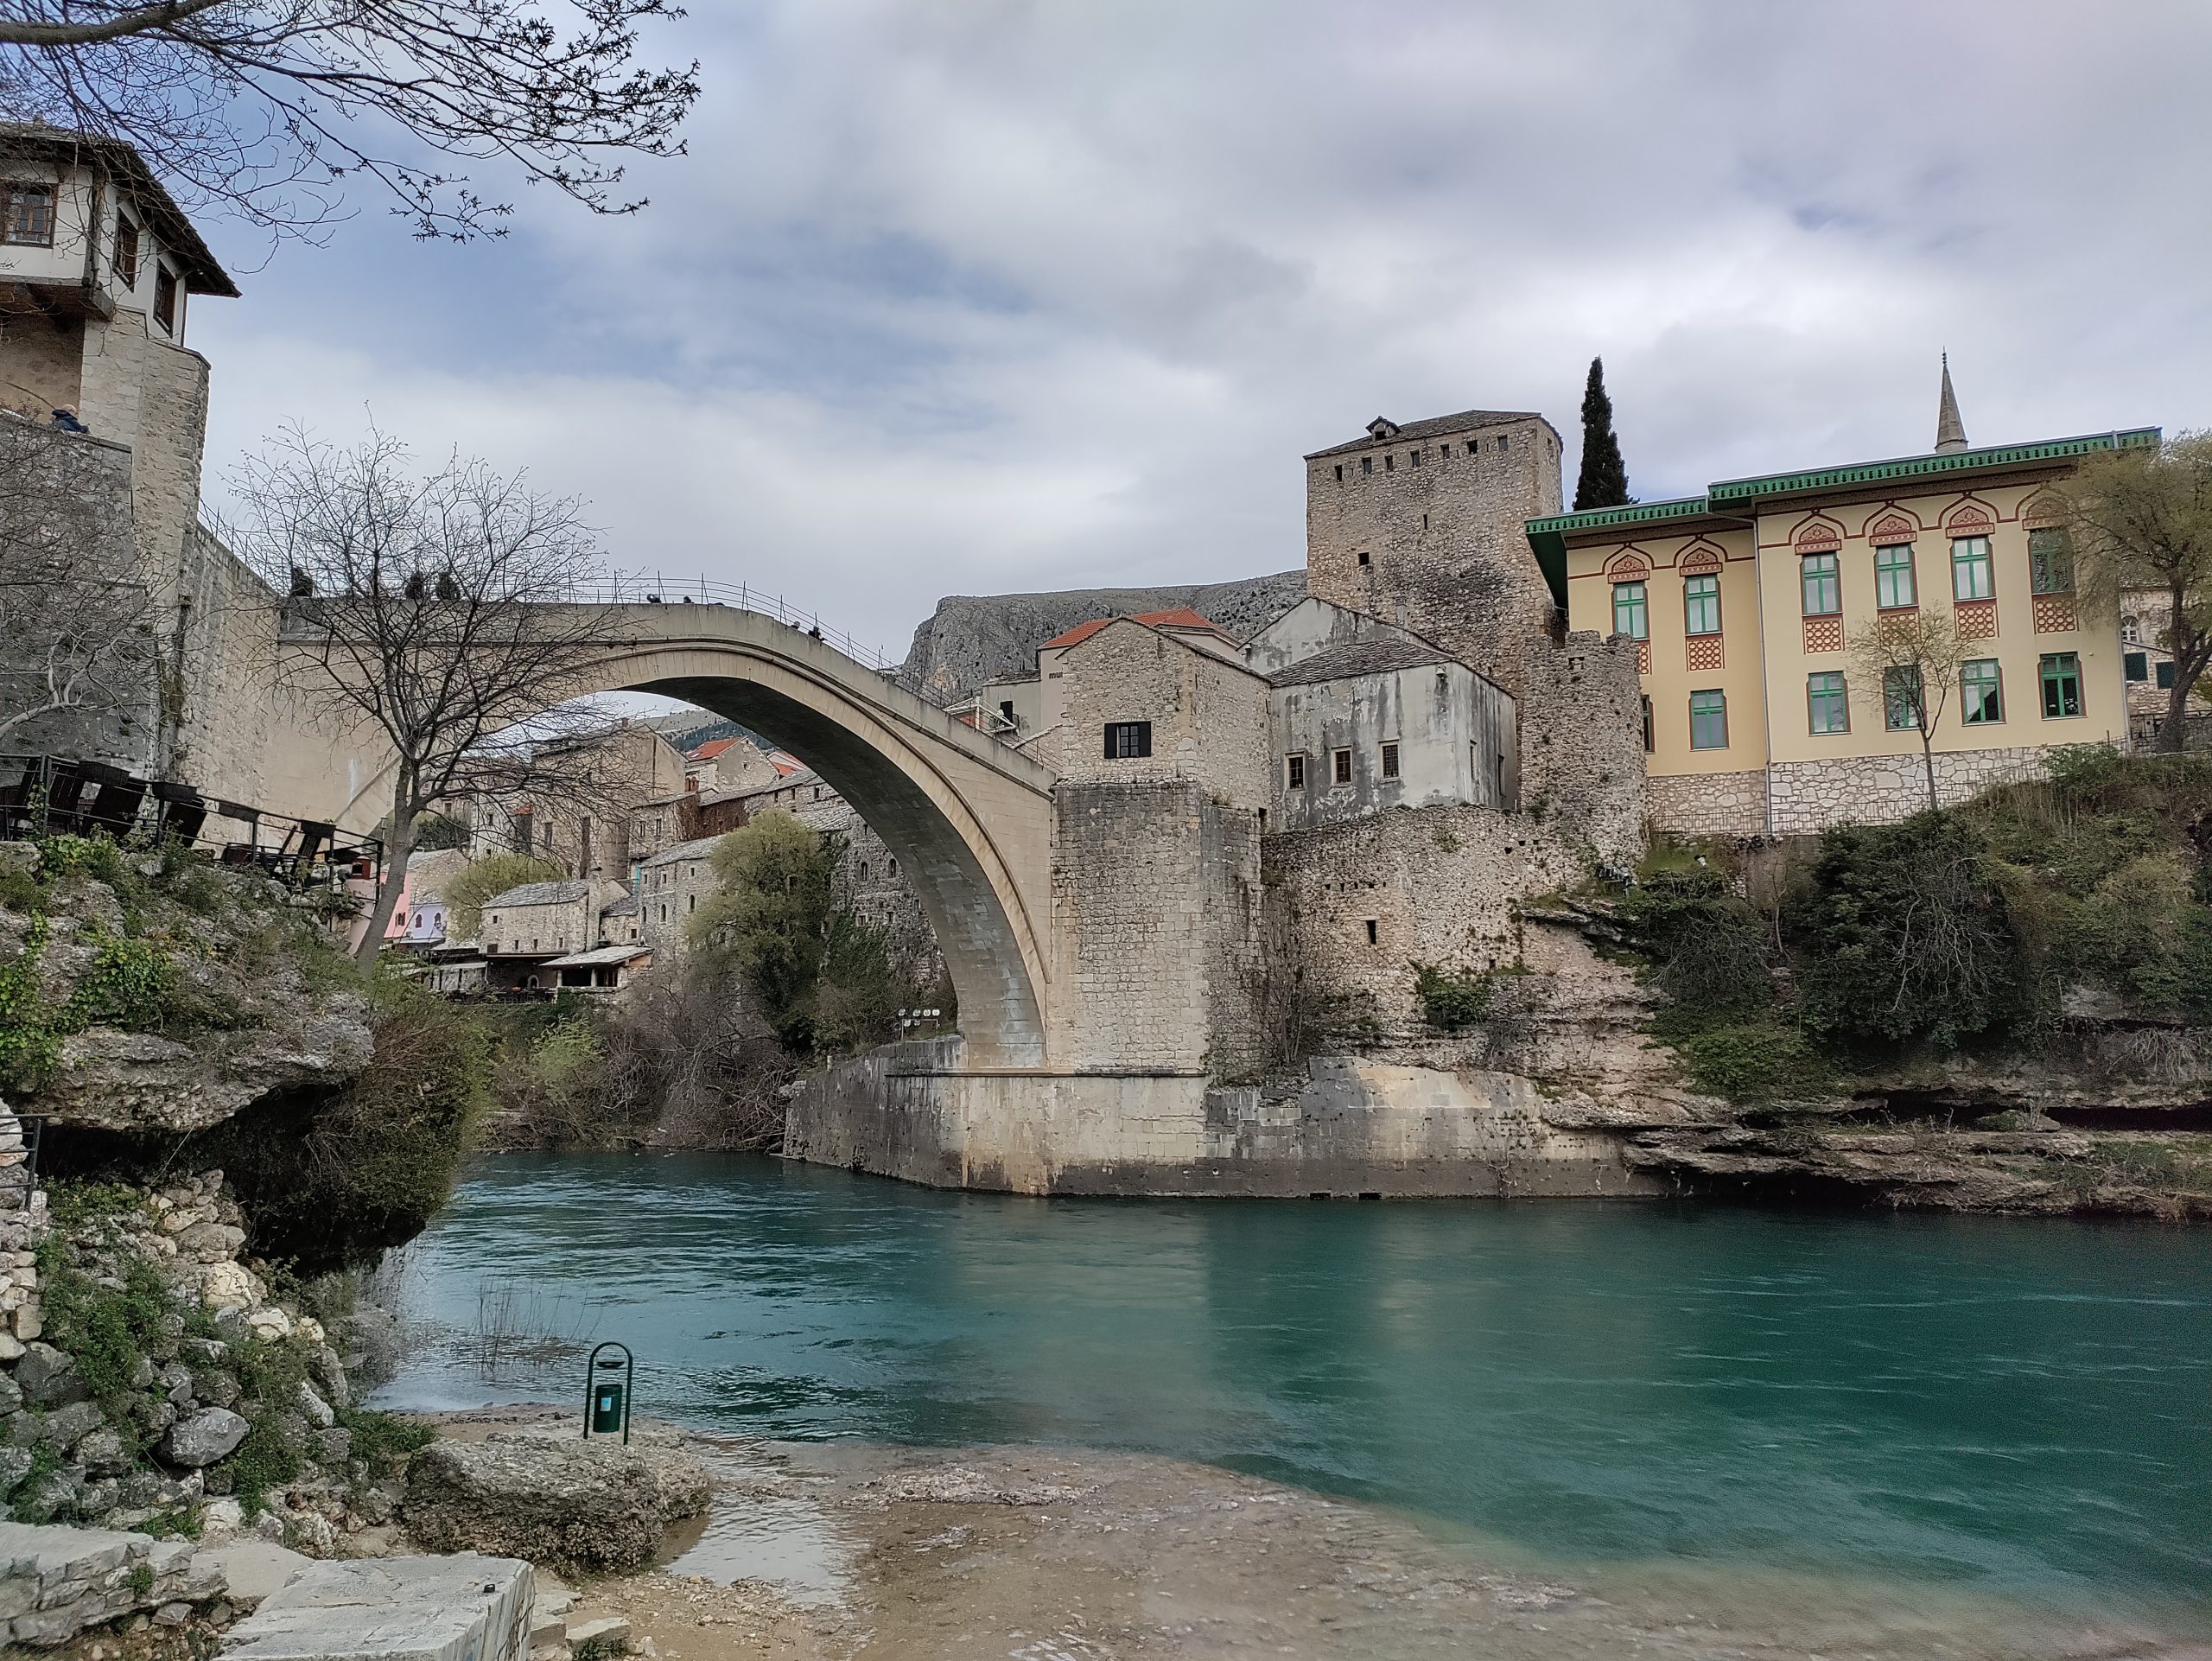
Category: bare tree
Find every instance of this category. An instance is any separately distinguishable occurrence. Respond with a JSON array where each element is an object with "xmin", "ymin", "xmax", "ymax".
[
  {"xmin": 1849, "ymin": 607, "xmax": 1970, "ymax": 813},
  {"xmin": 0, "ymin": 0, "xmax": 698, "ymax": 242},
  {"xmin": 0, "ymin": 414, "xmax": 155, "ymax": 751},
  {"xmin": 2065, "ymin": 433, "xmax": 2212, "ymax": 754},
  {"xmin": 226, "ymin": 422, "xmax": 620, "ymax": 964}
]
